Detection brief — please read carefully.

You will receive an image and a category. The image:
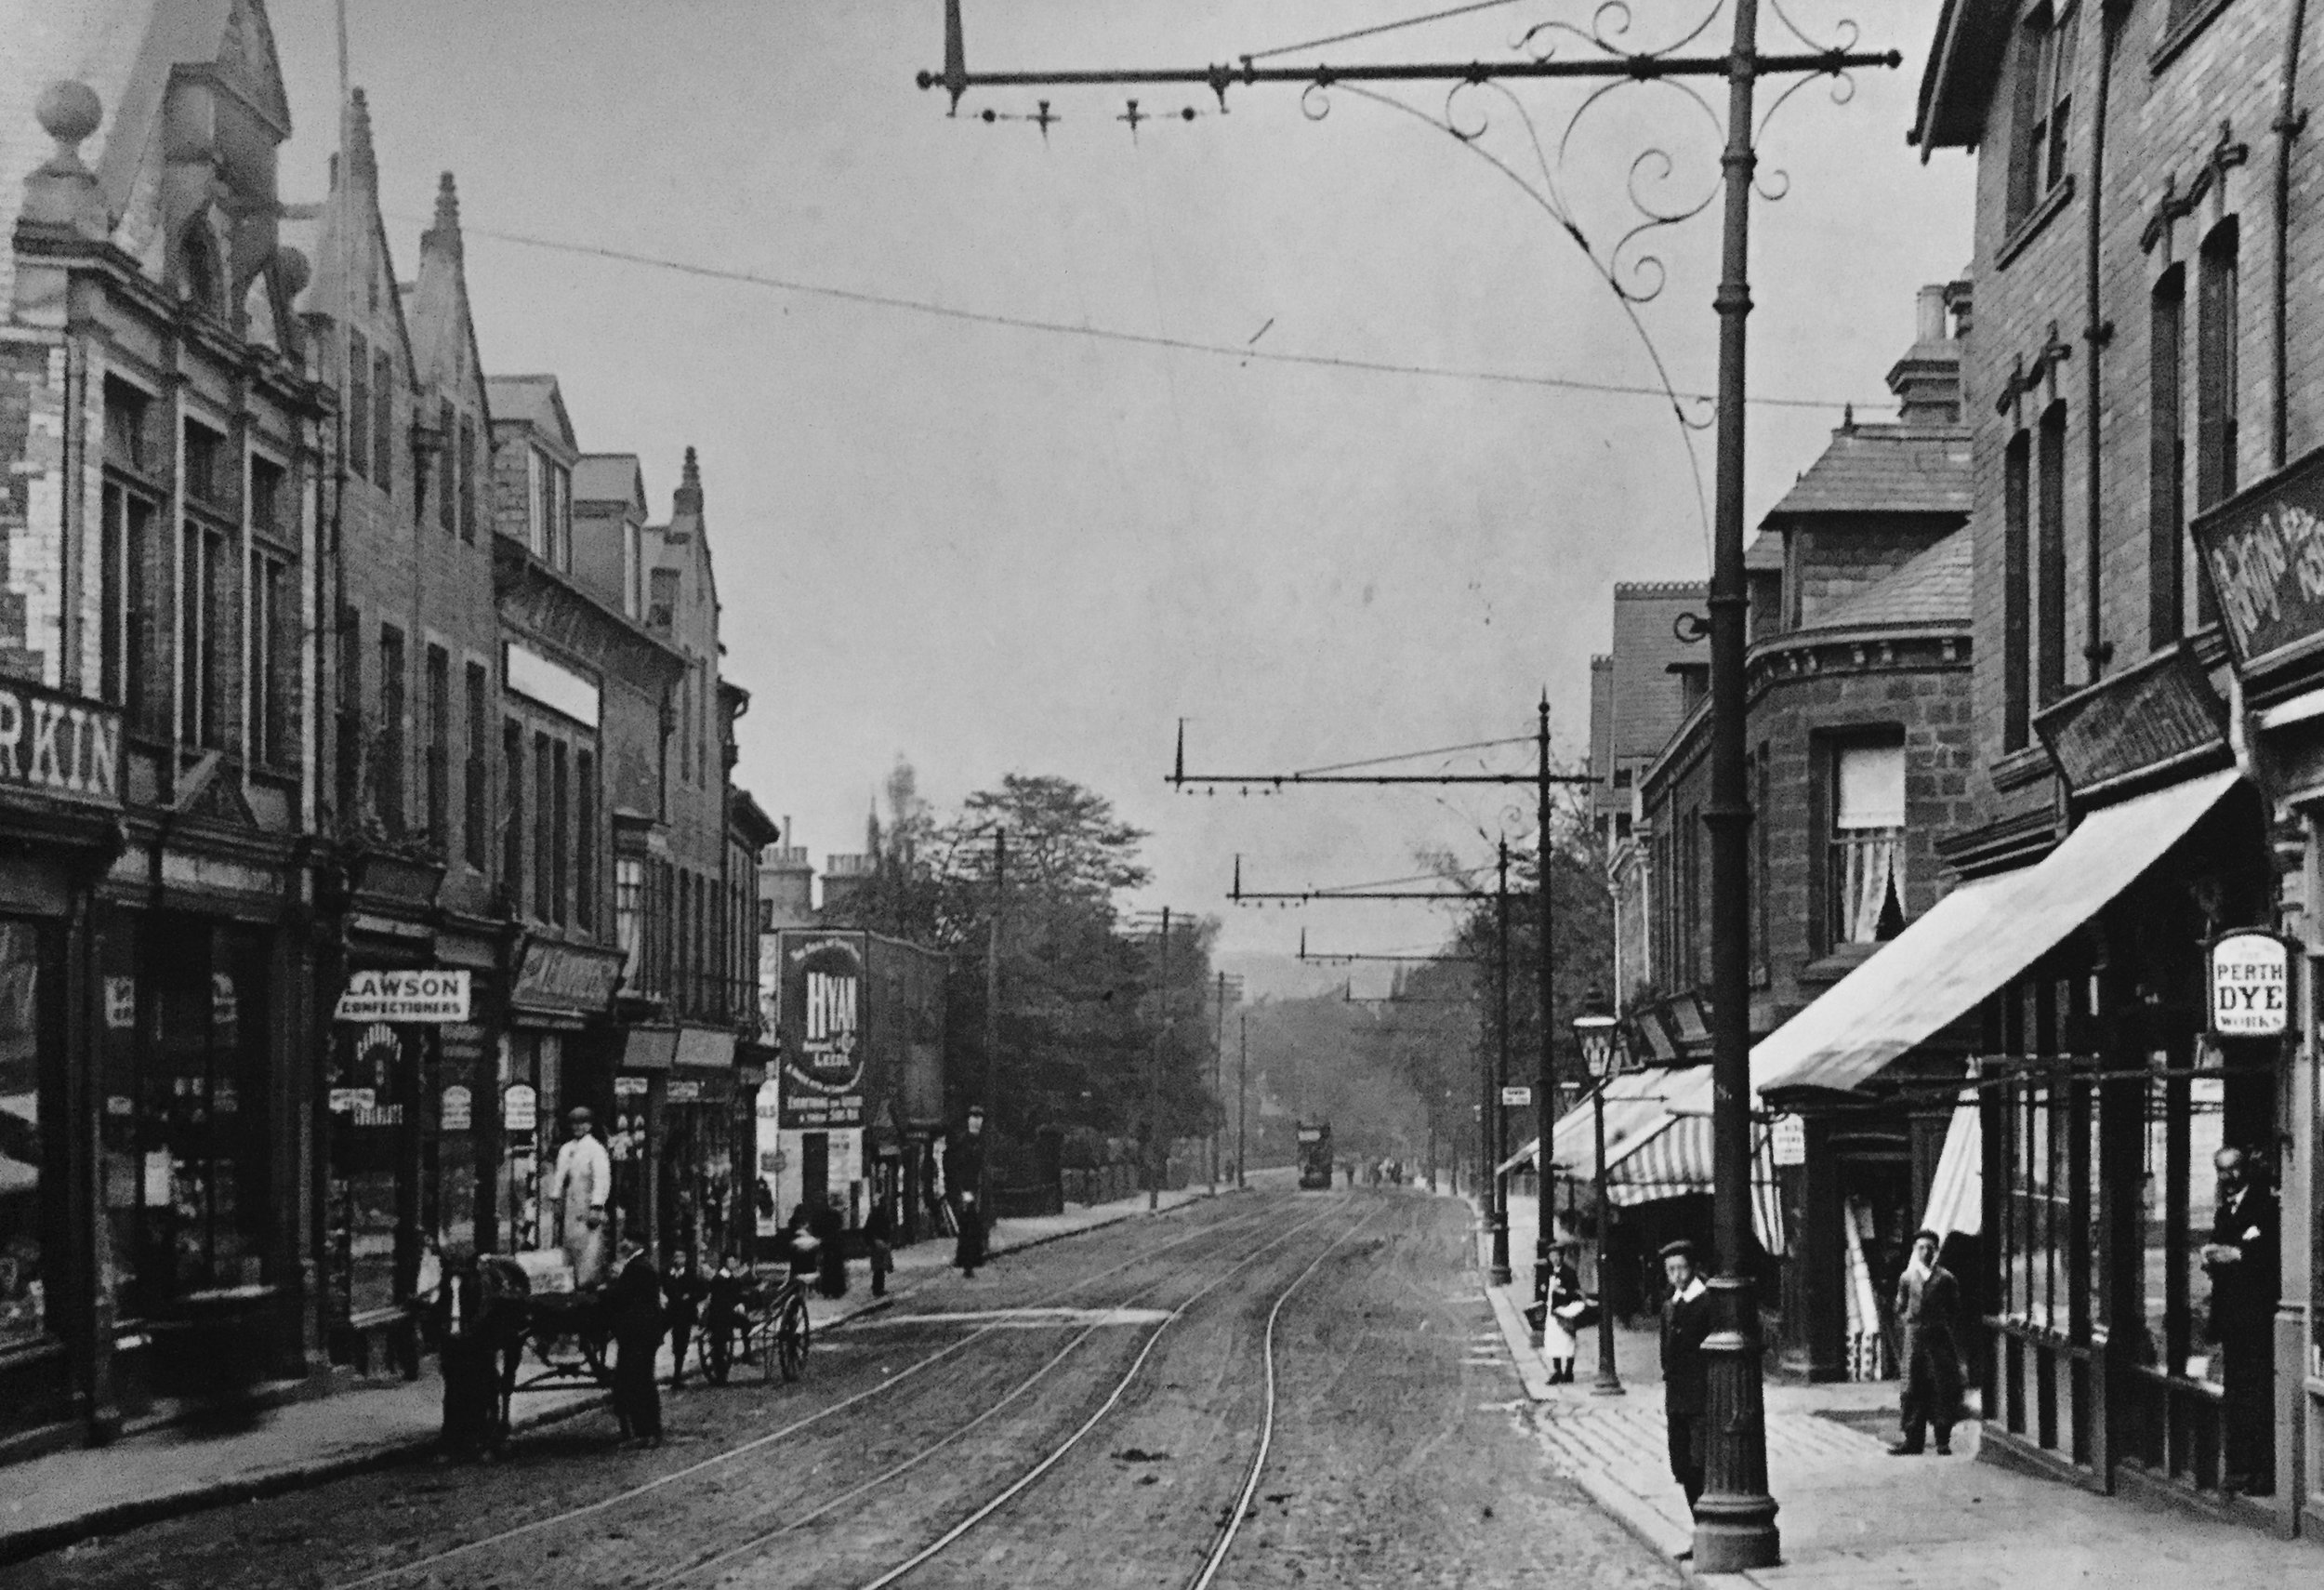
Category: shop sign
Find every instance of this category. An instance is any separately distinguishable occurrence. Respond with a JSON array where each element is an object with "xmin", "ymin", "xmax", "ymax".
[
  {"xmin": 614, "ymin": 1075, "xmax": 650, "ymax": 1096},
  {"xmin": 777, "ymin": 933, "xmax": 867, "ymax": 1130},
  {"xmin": 328, "ymin": 1087, "xmax": 376, "ymax": 1114},
  {"xmin": 504, "ymin": 1082, "xmax": 537, "ymax": 1133},
  {"xmin": 1769, "ymin": 1114, "xmax": 1807, "ymax": 1167},
  {"xmin": 2195, "ymin": 445, "xmax": 2324, "ymax": 675},
  {"xmin": 512, "ymin": 941, "xmax": 624, "ymax": 1013},
  {"xmin": 2209, "ymin": 931, "xmax": 2292, "ymax": 1037},
  {"xmin": 0, "ymin": 682, "xmax": 122, "ymax": 804},
  {"xmin": 441, "ymin": 1085, "xmax": 472, "ymax": 1132},
  {"xmin": 667, "ymin": 1079, "xmax": 703, "ymax": 1104},
  {"xmin": 1499, "ymin": 1085, "xmax": 1532, "ymax": 1107},
  {"xmin": 336, "ymin": 969, "xmax": 471, "ymax": 1023},
  {"xmin": 104, "ymin": 975, "xmax": 135, "ymax": 1029}
]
